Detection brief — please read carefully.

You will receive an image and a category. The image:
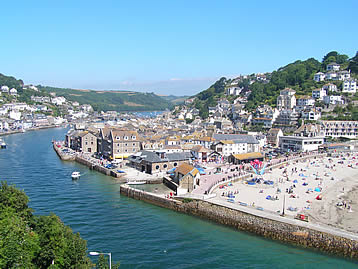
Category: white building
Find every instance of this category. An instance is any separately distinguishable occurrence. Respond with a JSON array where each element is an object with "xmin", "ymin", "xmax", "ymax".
[
  {"xmin": 296, "ymin": 96, "xmax": 315, "ymax": 107},
  {"xmin": 226, "ymin": 87, "xmax": 242, "ymax": 96},
  {"xmin": 277, "ymin": 88, "xmax": 296, "ymax": 110},
  {"xmin": 342, "ymin": 79, "xmax": 357, "ymax": 94},
  {"xmin": 323, "ymin": 95, "xmax": 344, "ymax": 105},
  {"xmin": 322, "ymin": 83, "xmax": 338, "ymax": 93},
  {"xmin": 279, "ymin": 136, "xmax": 324, "ymax": 152},
  {"xmin": 321, "ymin": 121, "xmax": 358, "ymax": 139},
  {"xmin": 325, "ymin": 72, "xmax": 337, "ymax": 80},
  {"xmin": 326, "ymin": 63, "xmax": 340, "ymax": 71},
  {"xmin": 338, "ymin": 70, "xmax": 351, "ymax": 81},
  {"xmin": 301, "ymin": 109, "xmax": 321, "ymax": 121},
  {"xmin": 211, "ymin": 134, "xmax": 259, "ymax": 157},
  {"xmin": 1, "ymin": 86, "xmax": 9, "ymax": 93},
  {"xmin": 3, "ymin": 103, "xmax": 29, "ymax": 111},
  {"xmin": 9, "ymin": 88, "xmax": 18, "ymax": 96},
  {"xmin": 51, "ymin": 96, "xmax": 66, "ymax": 105},
  {"xmin": 312, "ymin": 88, "xmax": 326, "ymax": 100},
  {"xmin": 313, "ymin": 72, "xmax": 325, "ymax": 82},
  {"xmin": 9, "ymin": 110, "xmax": 21, "ymax": 121}
]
